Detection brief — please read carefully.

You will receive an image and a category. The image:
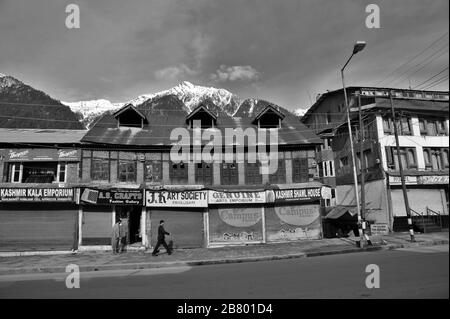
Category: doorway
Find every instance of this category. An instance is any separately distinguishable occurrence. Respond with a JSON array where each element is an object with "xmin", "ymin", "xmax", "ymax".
[{"xmin": 115, "ymin": 206, "xmax": 142, "ymax": 245}]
